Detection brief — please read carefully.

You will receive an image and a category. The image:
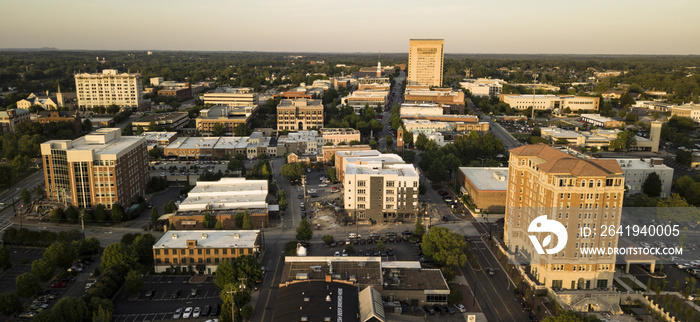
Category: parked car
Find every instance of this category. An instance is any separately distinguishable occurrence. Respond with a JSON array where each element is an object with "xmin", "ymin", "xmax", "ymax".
[
  {"xmin": 183, "ymin": 307, "xmax": 193, "ymax": 319},
  {"xmin": 190, "ymin": 289, "xmax": 198, "ymax": 297},
  {"xmin": 173, "ymin": 308, "xmax": 183, "ymax": 319},
  {"xmin": 202, "ymin": 305, "xmax": 211, "ymax": 317},
  {"xmin": 171, "ymin": 290, "xmax": 182, "ymax": 299},
  {"xmin": 145, "ymin": 290, "xmax": 156, "ymax": 299},
  {"xmin": 318, "ymin": 183, "xmax": 327, "ymax": 187},
  {"xmin": 423, "ymin": 305, "xmax": 436, "ymax": 315},
  {"xmin": 193, "ymin": 307, "xmax": 201, "ymax": 318},
  {"xmin": 445, "ymin": 305, "xmax": 455, "ymax": 314},
  {"xmin": 486, "ymin": 267, "xmax": 495, "ymax": 276},
  {"xmin": 51, "ymin": 282, "xmax": 66, "ymax": 288},
  {"xmin": 433, "ymin": 304, "xmax": 447, "ymax": 314},
  {"xmin": 454, "ymin": 303, "xmax": 466, "ymax": 312}
]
